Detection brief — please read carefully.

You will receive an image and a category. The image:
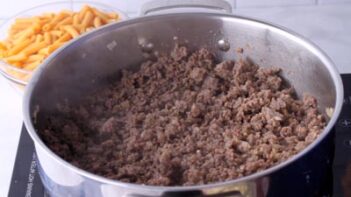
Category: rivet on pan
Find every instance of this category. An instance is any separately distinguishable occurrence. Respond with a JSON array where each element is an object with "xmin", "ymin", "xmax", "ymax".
[
  {"xmin": 218, "ymin": 39, "xmax": 230, "ymax": 52},
  {"xmin": 106, "ymin": 40, "xmax": 117, "ymax": 51},
  {"xmin": 141, "ymin": 43, "xmax": 154, "ymax": 53}
]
